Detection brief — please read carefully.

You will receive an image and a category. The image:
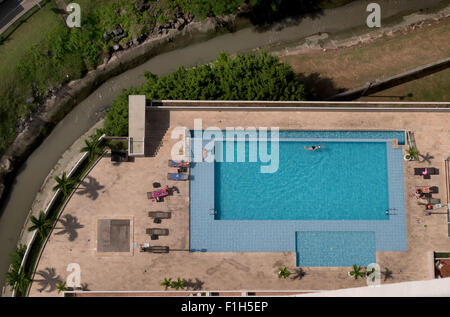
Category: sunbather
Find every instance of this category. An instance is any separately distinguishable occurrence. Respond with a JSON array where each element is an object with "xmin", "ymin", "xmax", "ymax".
[
  {"xmin": 169, "ymin": 160, "xmax": 190, "ymax": 167},
  {"xmin": 415, "ymin": 189, "xmax": 424, "ymax": 199}
]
